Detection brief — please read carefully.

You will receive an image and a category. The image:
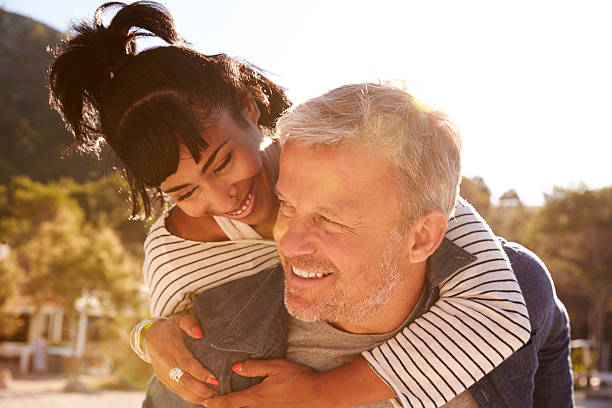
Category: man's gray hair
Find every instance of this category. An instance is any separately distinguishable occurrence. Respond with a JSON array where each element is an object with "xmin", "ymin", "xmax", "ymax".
[{"xmin": 275, "ymin": 82, "xmax": 462, "ymax": 223}]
